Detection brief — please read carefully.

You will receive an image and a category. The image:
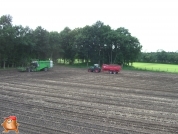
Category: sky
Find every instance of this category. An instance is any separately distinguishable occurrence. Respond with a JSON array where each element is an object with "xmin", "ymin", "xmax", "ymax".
[{"xmin": 0, "ymin": 0, "xmax": 178, "ymax": 52}]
